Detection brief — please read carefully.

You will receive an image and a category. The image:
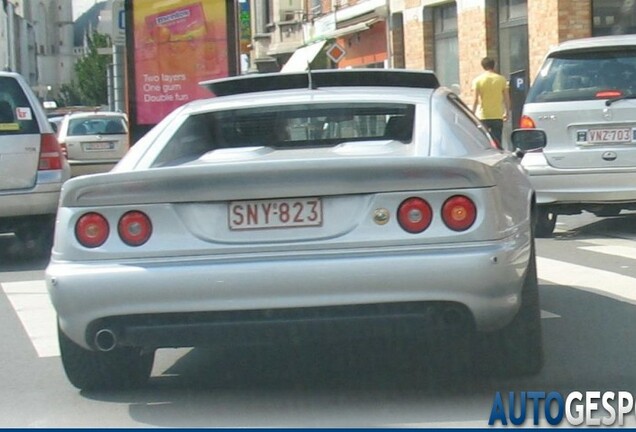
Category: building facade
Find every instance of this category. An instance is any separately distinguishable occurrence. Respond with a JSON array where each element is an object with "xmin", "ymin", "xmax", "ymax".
[
  {"xmin": 1, "ymin": 0, "xmax": 74, "ymax": 99},
  {"xmin": 249, "ymin": 0, "xmax": 393, "ymax": 72},
  {"xmin": 250, "ymin": 0, "xmax": 636, "ymax": 110}
]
